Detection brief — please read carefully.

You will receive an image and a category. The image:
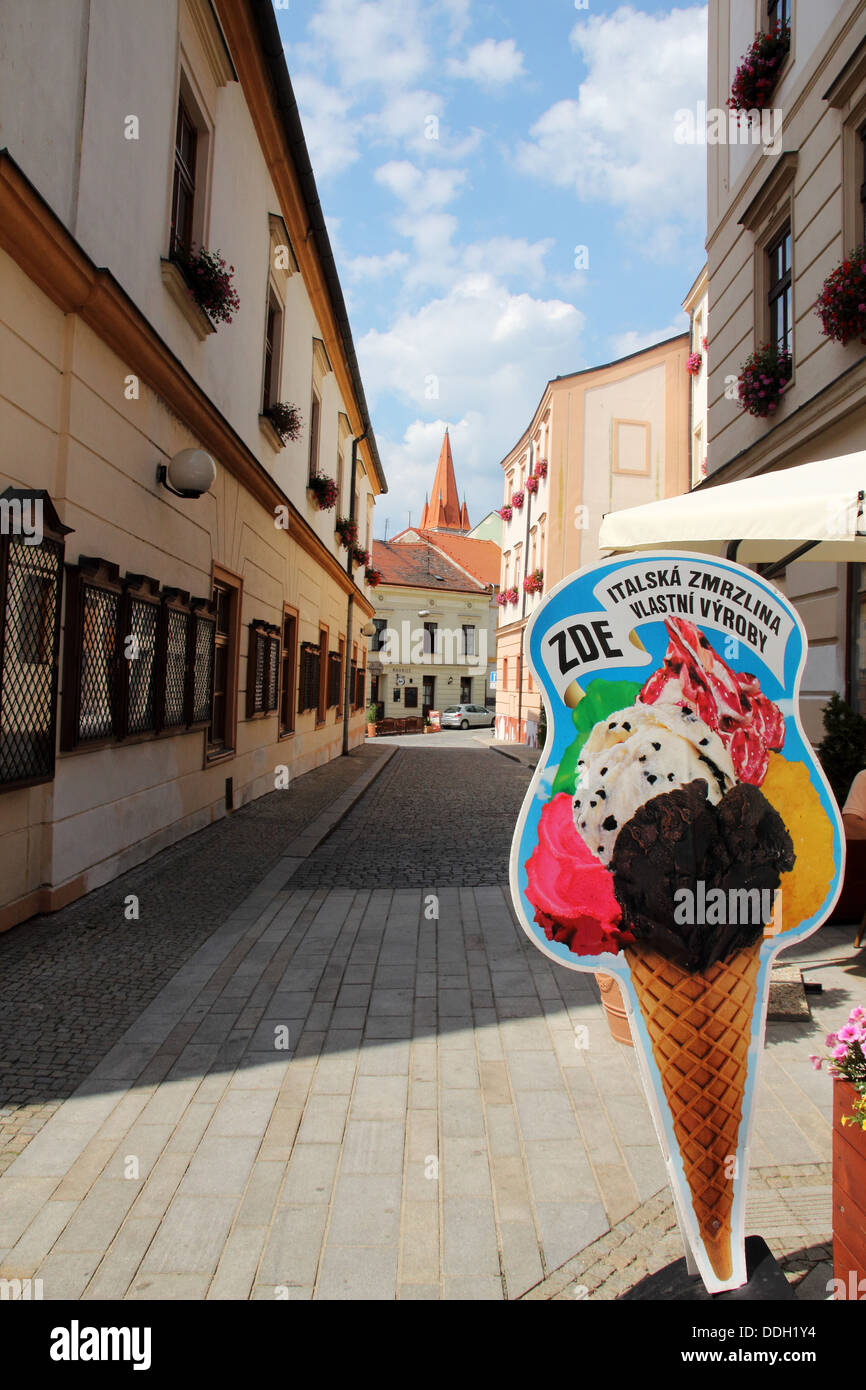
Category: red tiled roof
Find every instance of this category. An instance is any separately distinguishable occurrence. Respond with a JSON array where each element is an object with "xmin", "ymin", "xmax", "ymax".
[
  {"xmin": 410, "ymin": 531, "xmax": 500, "ymax": 587},
  {"xmin": 371, "ymin": 540, "xmax": 488, "ymax": 593}
]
